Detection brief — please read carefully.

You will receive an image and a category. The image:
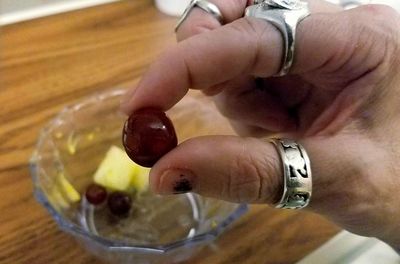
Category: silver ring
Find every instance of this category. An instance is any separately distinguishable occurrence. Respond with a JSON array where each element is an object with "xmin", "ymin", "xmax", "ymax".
[
  {"xmin": 269, "ymin": 138, "xmax": 312, "ymax": 209},
  {"xmin": 175, "ymin": 0, "xmax": 224, "ymax": 32},
  {"xmin": 245, "ymin": 0, "xmax": 310, "ymax": 76},
  {"xmin": 249, "ymin": 0, "xmax": 266, "ymax": 5}
]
